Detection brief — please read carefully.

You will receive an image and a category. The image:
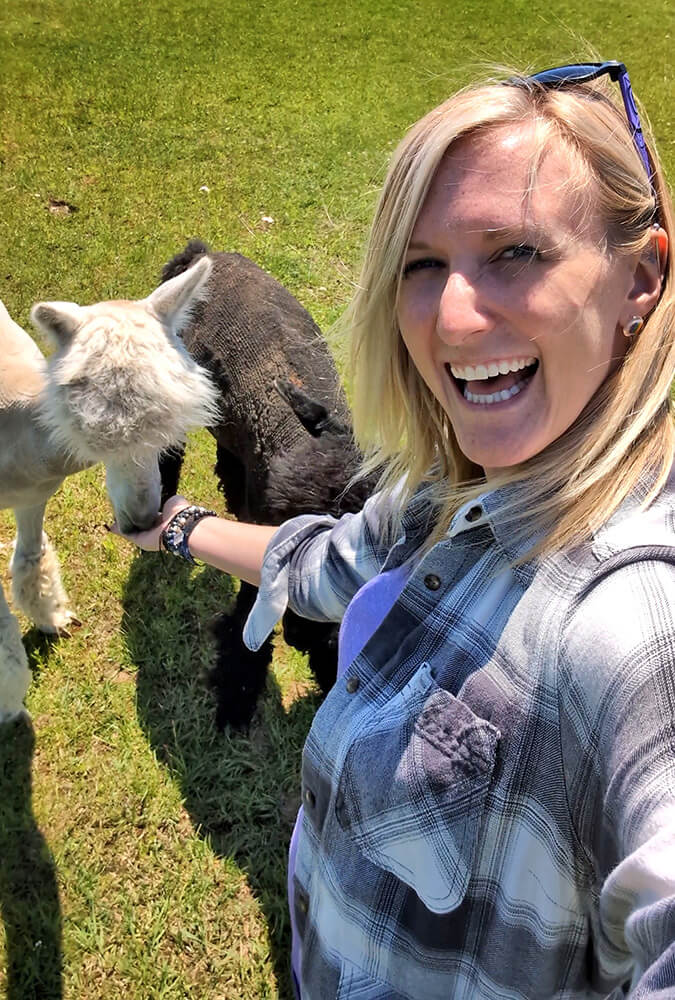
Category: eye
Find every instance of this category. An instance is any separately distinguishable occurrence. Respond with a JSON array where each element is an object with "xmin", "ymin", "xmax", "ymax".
[
  {"xmin": 495, "ymin": 244, "xmax": 541, "ymax": 263},
  {"xmin": 402, "ymin": 257, "xmax": 445, "ymax": 278}
]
